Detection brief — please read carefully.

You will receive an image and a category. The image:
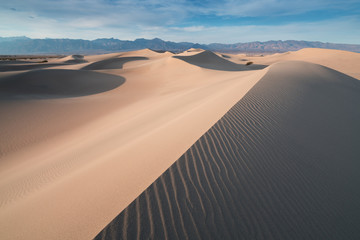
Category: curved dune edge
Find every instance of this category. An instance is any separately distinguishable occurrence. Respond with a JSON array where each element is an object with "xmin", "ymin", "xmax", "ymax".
[
  {"xmin": 95, "ymin": 61, "xmax": 360, "ymax": 239},
  {"xmin": 0, "ymin": 62, "xmax": 268, "ymax": 239}
]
